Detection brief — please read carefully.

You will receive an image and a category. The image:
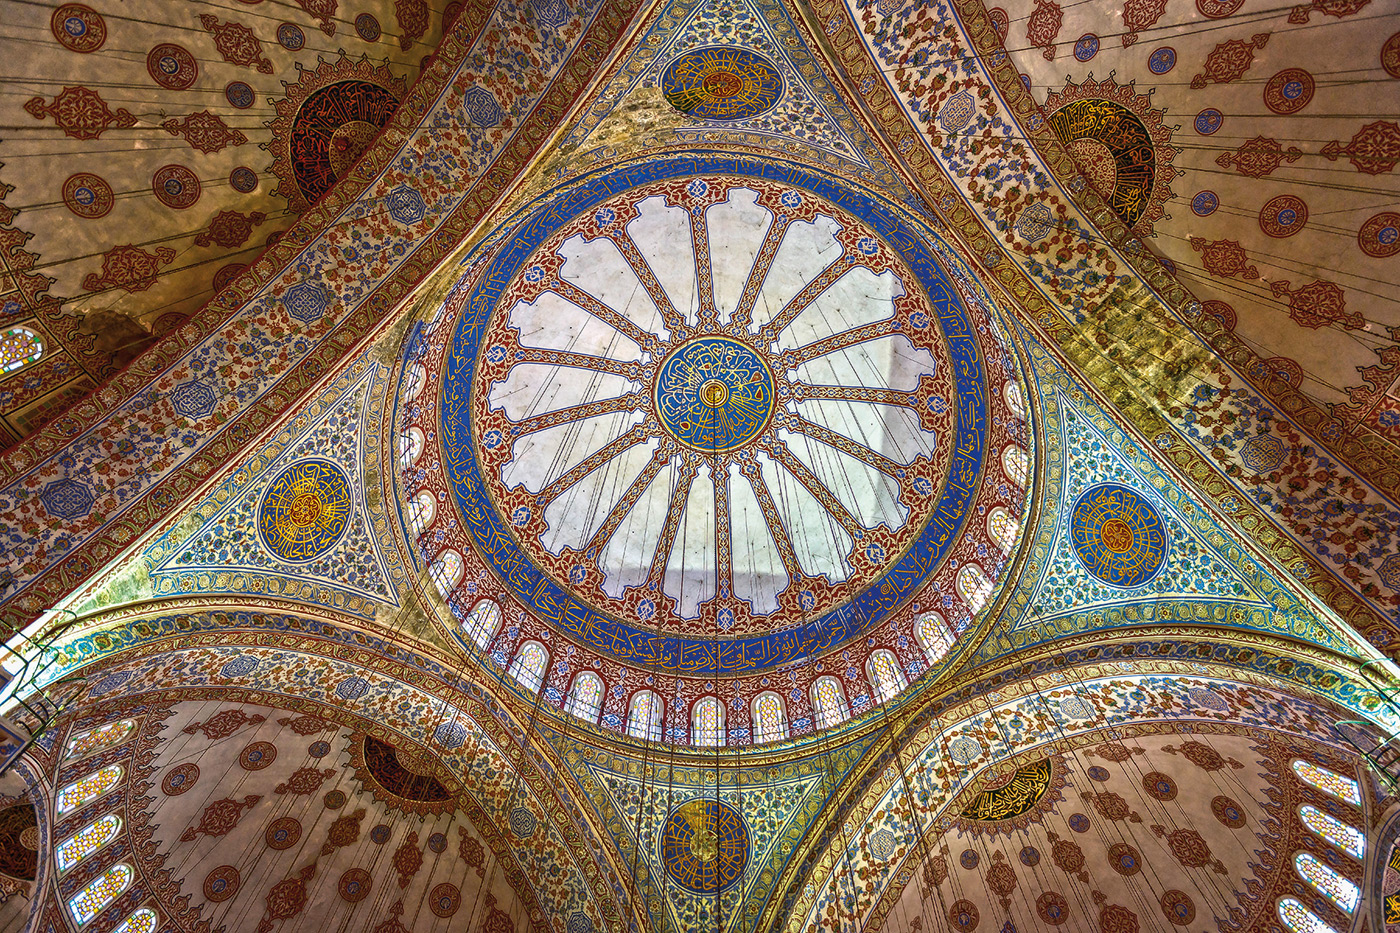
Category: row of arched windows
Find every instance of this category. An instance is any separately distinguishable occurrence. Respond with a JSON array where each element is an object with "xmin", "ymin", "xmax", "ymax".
[{"xmin": 1277, "ymin": 759, "xmax": 1364, "ymax": 933}]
